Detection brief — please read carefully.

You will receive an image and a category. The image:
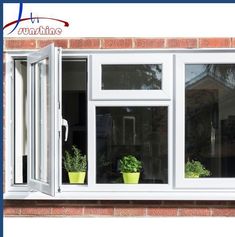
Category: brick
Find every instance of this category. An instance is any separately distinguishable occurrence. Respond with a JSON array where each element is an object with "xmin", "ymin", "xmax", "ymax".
[
  {"xmin": 134, "ymin": 38, "xmax": 165, "ymax": 48},
  {"xmin": 21, "ymin": 207, "xmax": 51, "ymax": 216},
  {"xmin": 226, "ymin": 201, "xmax": 235, "ymax": 207},
  {"xmin": 232, "ymin": 38, "xmax": 235, "ymax": 47},
  {"xmin": 179, "ymin": 208, "xmax": 211, "ymax": 216},
  {"xmin": 102, "ymin": 38, "xmax": 132, "ymax": 49},
  {"xmin": 166, "ymin": 38, "xmax": 197, "ymax": 48},
  {"xmin": 70, "ymin": 39, "xmax": 100, "ymax": 49},
  {"xmin": 69, "ymin": 200, "xmax": 100, "ymax": 206},
  {"xmin": 64, "ymin": 207, "xmax": 83, "ymax": 215},
  {"xmin": 195, "ymin": 201, "xmax": 227, "ymax": 207},
  {"xmin": 84, "ymin": 207, "xmax": 114, "ymax": 216},
  {"xmin": 4, "ymin": 200, "xmax": 30, "ymax": 207},
  {"xmin": 147, "ymin": 208, "xmax": 177, "ymax": 216},
  {"xmin": 4, "ymin": 207, "xmax": 21, "ymax": 216},
  {"xmin": 5, "ymin": 39, "xmax": 36, "ymax": 49},
  {"xmin": 212, "ymin": 208, "xmax": 235, "ymax": 216},
  {"xmin": 35, "ymin": 200, "xmax": 67, "ymax": 206},
  {"xmin": 98, "ymin": 200, "xmax": 132, "ymax": 206},
  {"xmin": 37, "ymin": 39, "xmax": 68, "ymax": 48},
  {"xmin": 163, "ymin": 201, "xmax": 195, "ymax": 206},
  {"xmin": 51, "ymin": 207, "xmax": 65, "ymax": 215},
  {"xmin": 114, "ymin": 207, "xmax": 146, "ymax": 216},
  {"xmin": 199, "ymin": 38, "xmax": 231, "ymax": 48},
  {"xmin": 131, "ymin": 200, "xmax": 163, "ymax": 206}
]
